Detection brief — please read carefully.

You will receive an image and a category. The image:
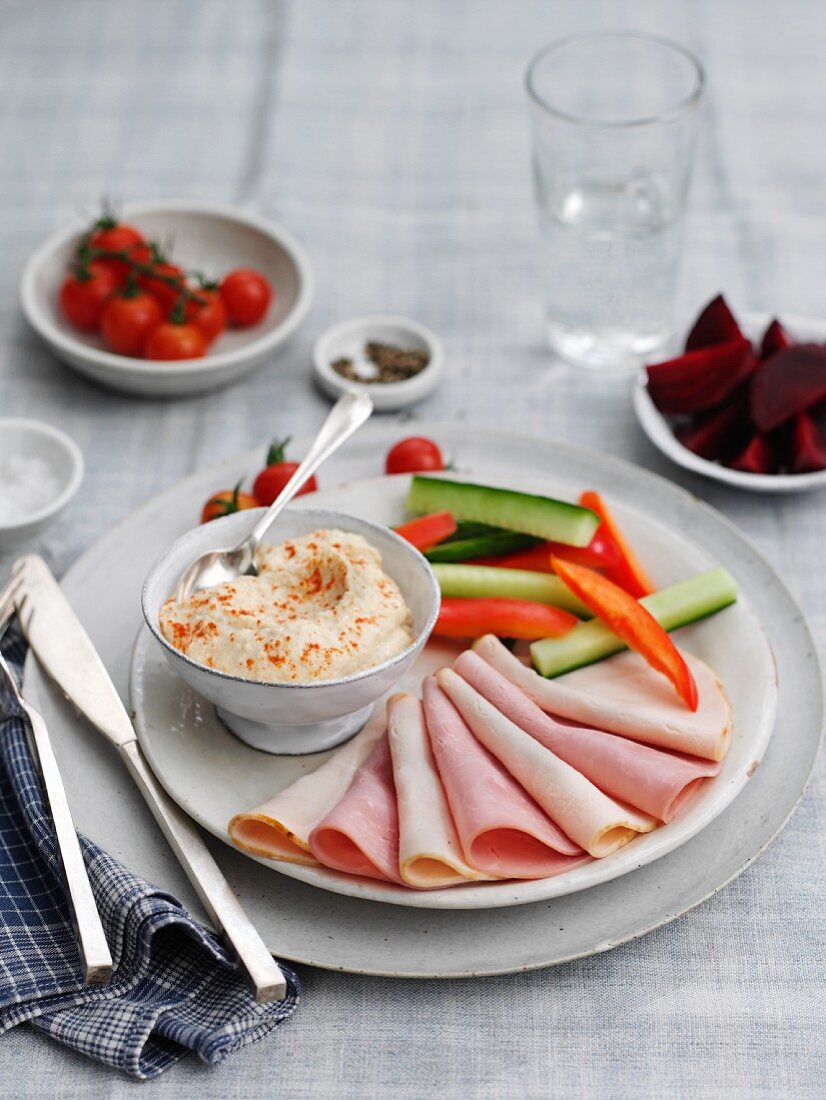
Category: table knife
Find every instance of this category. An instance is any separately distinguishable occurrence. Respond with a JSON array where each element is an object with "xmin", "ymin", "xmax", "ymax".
[{"xmin": 13, "ymin": 554, "xmax": 288, "ymax": 1004}]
